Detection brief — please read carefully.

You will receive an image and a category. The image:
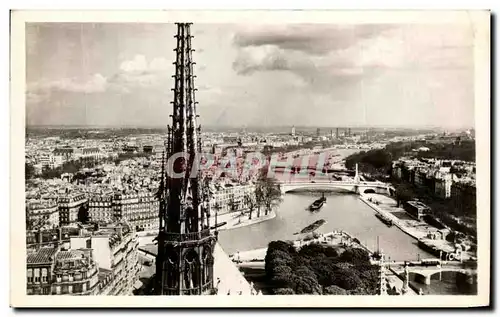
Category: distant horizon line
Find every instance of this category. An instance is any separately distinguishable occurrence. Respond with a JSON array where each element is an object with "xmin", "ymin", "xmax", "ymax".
[{"xmin": 26, "ymin": 124, "xmax": 474, "ymax": 131}]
